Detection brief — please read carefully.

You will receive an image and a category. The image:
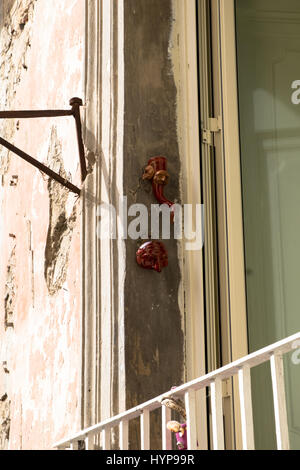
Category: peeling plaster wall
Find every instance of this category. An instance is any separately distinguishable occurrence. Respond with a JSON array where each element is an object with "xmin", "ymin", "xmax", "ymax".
[
  {"xmin": 0, "ymin": 0, "xmax": 83, "ymax": 449},
  {"xmin": 0, "ymin": 393, "xmax": 10, "ymax": 450},
  {"xmin": 44, "ymin": 126, "xmax": 77, "ymax": 296},
  {"xmin": 4, "ymin": 243, "xmax": 16, "ymax": 329},
  {"xmin": 0, "ymin": 0, "xmax": 36, "ymax": 180},
  {"xmin": 1, "ymin": 0, "xmax": 187, "ymax": 451}
]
